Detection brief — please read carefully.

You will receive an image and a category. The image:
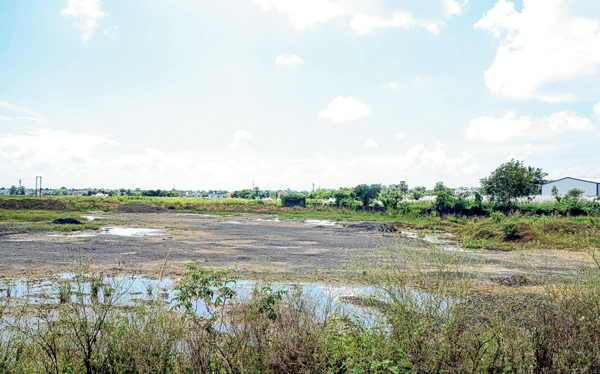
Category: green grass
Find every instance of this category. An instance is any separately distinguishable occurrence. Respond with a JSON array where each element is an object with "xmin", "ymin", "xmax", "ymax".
[{"xmin": 0, "ymin": 209, "xmax": 85, "ymax": 222}]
